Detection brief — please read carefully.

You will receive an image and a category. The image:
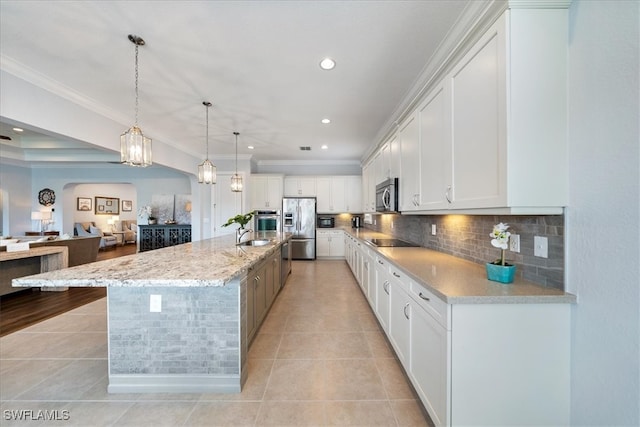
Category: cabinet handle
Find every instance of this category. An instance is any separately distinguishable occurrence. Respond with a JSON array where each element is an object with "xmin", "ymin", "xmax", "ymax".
[
  {"xmin": 392, "ymin": 272, "xmax": 400, "ymax": 278},
  {"xmin": 383, "ymin": 280, "xmax": 390, "ymax": 295},
  {"xmin": 403, "ymin": 303, "xmax": 410, "ymax": 319},
  {"xmin": 377, "ymin": 259, "xmax": 384, "ymax": 265},
  {"xmin": 418, "ymin": 292, "xmax": 430, "ymax": 301},
  {"xmin": 445, "ymin": 185, "xmax": 452, "ymax": 204}
]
